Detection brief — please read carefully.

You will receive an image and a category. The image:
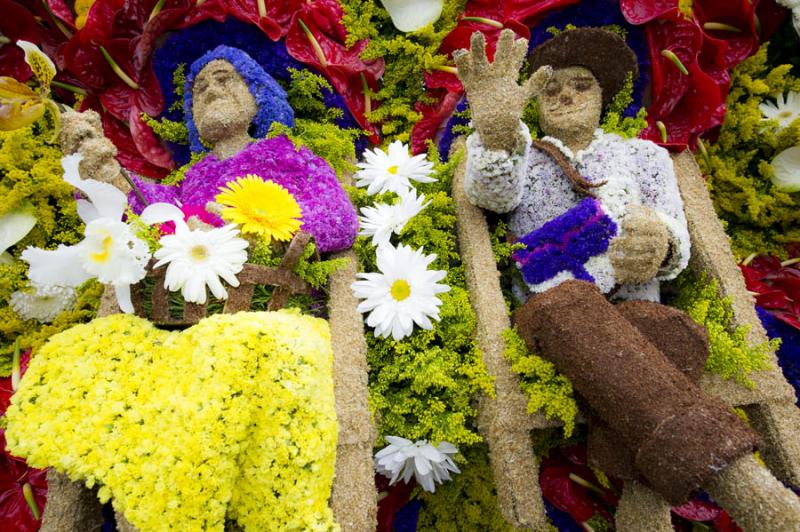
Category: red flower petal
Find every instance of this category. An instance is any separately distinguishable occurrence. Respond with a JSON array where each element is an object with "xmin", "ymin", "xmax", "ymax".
[
  {"xmin": 129, "ymin": 104, "xmax": 175, "ymax": 171},
  {"xmin": 672, "ymin": 498, "xmax": 722, "ymax": 521},
  {"xmin": 410, "ymin": 89, "xmax": 462, "ymax": 155},
  {"xmin": 620, "ymin": 0, "xmax": 680, "ymax": 25}
]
